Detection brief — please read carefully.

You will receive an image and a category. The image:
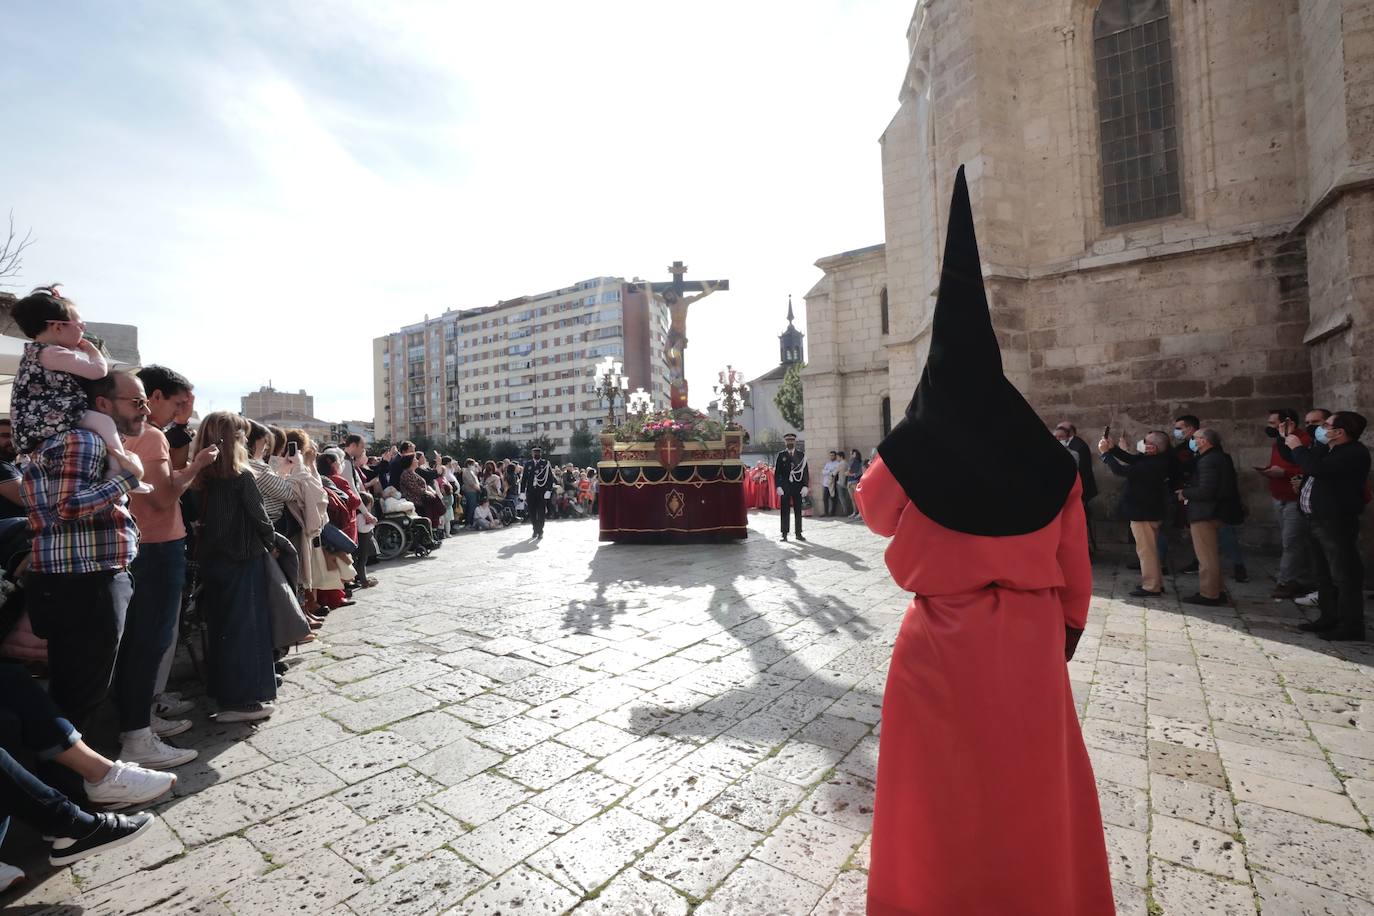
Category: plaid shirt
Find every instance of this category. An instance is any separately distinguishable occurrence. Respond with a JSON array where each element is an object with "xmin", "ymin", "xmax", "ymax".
[{"xmin": 22, "ymin": 429, "xmax": 140, "ymax": 574}]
